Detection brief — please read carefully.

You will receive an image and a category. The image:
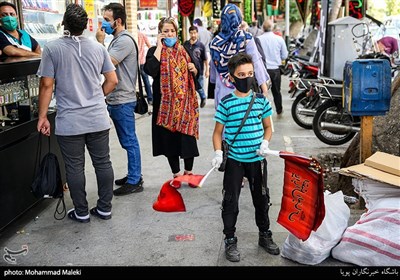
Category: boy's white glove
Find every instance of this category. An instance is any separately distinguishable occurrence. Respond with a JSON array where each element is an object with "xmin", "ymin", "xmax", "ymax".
[
  {"xmin": 259, "ymin": 140, "xmax": 270, "ymax": 157},
  {"xmin": 212, "ymin": 150, "xmax": 223, "ymax": 169}
]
